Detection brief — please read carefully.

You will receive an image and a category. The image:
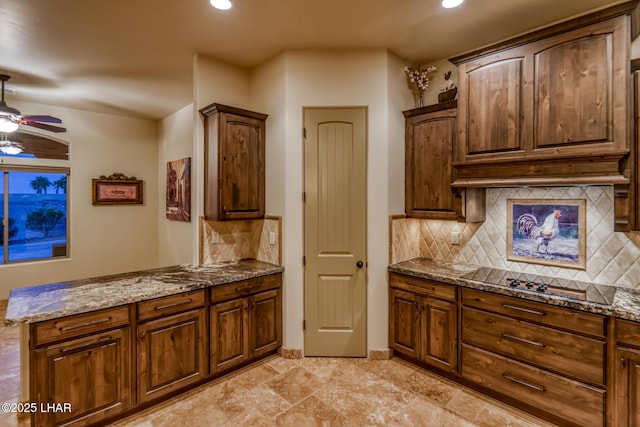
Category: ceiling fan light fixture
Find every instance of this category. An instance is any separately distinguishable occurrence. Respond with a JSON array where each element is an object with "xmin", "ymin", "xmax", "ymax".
[
  {"xmin": 442, "ymin": 0, "xmax": 464, "ymax": 8},
  {"xmin": 210, "ymin": 0, "xmax": 232, "ymax": 10},
  {"xmin": 0, "ymin": 117, "xmax": 19, "ymax": 133},
  {"xmin": 0, "ymin": 143, "xmax": 22, "ymax": 155}
]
